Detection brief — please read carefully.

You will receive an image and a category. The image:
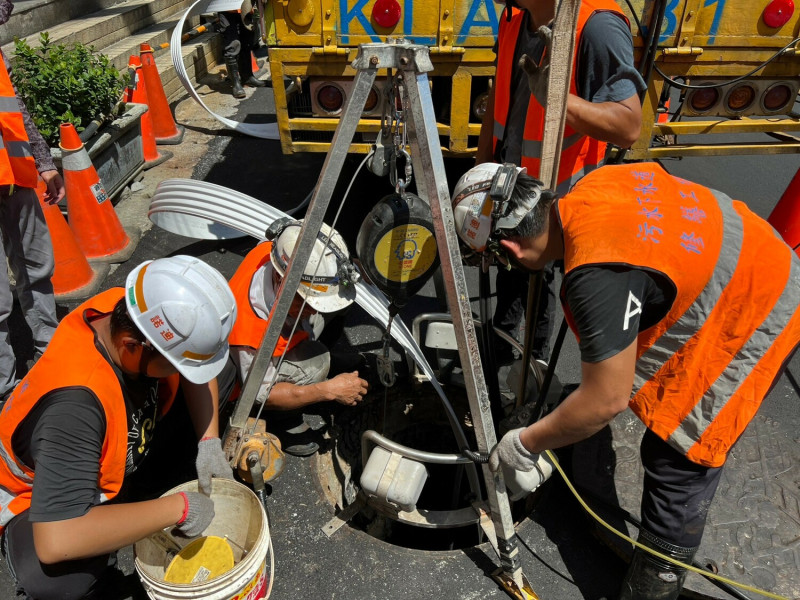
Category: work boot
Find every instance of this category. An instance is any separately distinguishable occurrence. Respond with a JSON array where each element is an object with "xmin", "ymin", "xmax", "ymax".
[
  {"xmin": 244, "ymin": 75, "xmax": 267, "ymax": 88},
  {"xmin": 618, "ymin": 530, "xmax": 698, "ymax": 600},
  {"xmin": 278, "ymin": 422, "xmax": 319, "ymax": 457},
  {"xmin": 225, "ymin": 56, "xmax": 246, "ymax": 99}
]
